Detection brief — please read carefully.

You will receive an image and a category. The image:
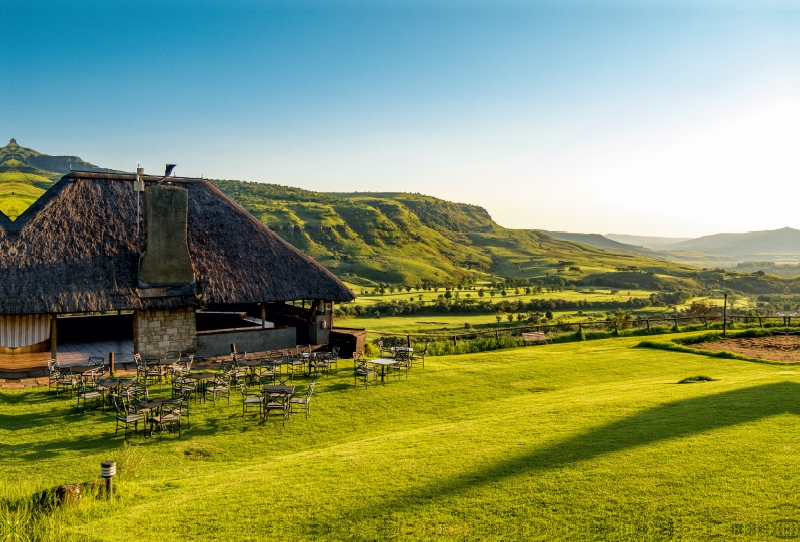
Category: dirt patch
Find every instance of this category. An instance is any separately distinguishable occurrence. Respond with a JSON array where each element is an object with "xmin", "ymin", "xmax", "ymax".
[{"xmin": 693, "ymin": 336, "xmax": 800, "ymax": 362}]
